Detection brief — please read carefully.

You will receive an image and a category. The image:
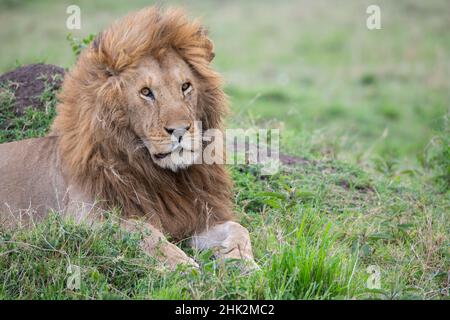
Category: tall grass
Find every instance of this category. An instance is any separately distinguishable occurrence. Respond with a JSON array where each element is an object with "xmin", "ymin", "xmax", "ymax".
[{"xmin": 265, "ymin": 209, "xmax": 355, "ymax": 299}]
